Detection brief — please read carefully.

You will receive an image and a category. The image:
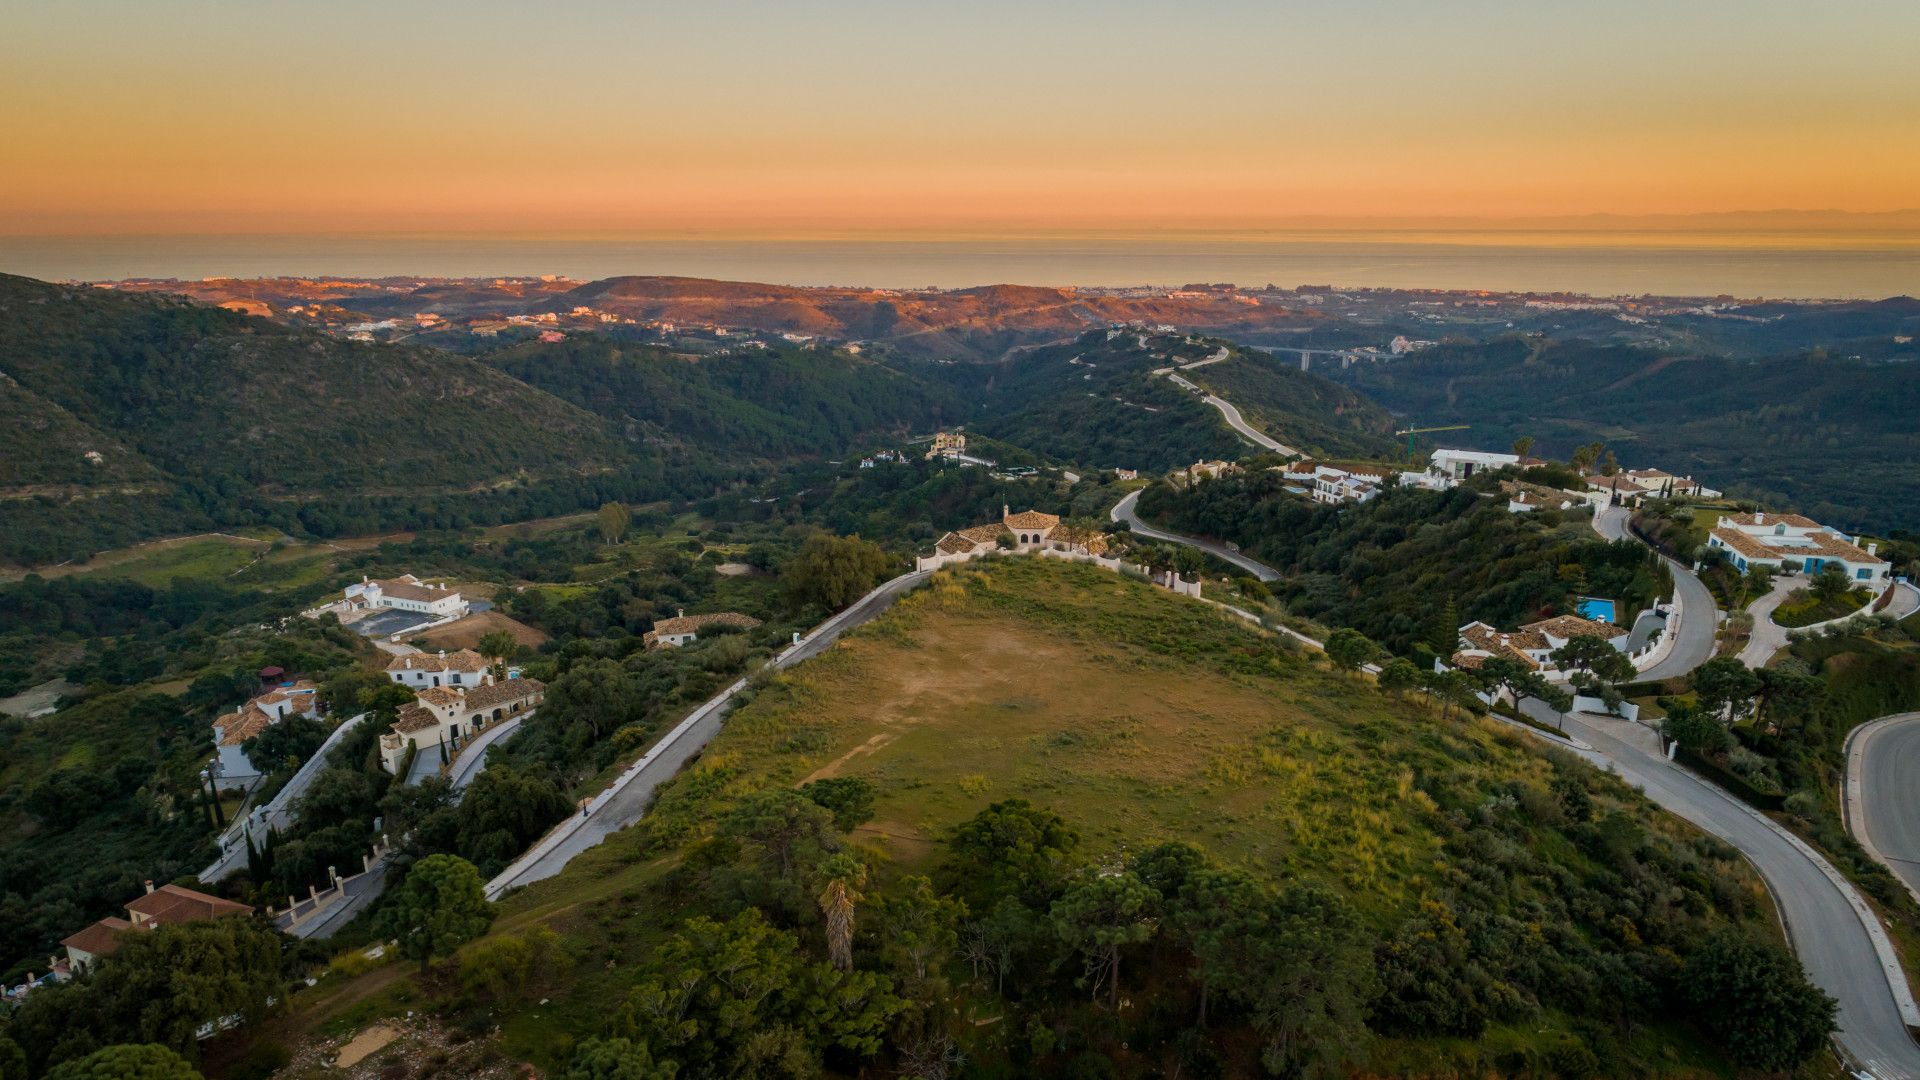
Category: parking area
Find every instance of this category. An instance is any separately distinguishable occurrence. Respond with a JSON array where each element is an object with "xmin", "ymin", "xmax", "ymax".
[{"xmin": 354, "ymin": 609, "xmax": 433, "ymax": 638}]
